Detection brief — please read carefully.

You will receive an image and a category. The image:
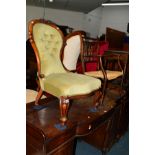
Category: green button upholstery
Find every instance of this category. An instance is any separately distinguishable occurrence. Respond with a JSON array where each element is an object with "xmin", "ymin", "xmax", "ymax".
[
  {"xmin": 40, "ymin": 72, "xmax": 101, "ymax": 98},
  {"xmin": 33, "ymin": 23, "xmax": 66, "ymax": 76},
  {"xmin": 32, "ymin": 22, "xmax": 101, "ymax": 99}
]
